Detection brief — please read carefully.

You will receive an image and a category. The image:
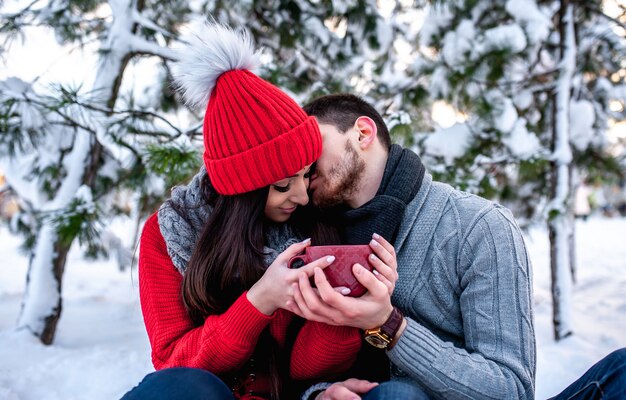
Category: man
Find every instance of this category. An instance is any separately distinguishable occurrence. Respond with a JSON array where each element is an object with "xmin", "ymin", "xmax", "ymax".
[{"xmin": 287, "ymin": 94, "xmax": 536, "ymax": 400}]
